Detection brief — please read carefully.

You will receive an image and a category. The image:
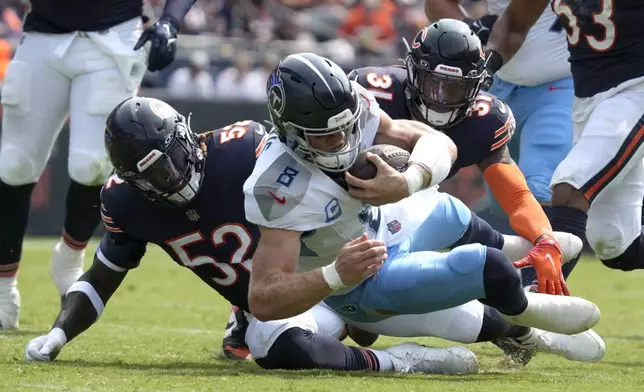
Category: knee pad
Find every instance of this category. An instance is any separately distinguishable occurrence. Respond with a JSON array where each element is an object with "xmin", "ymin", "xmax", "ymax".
[
  {"xmin": 68, "ymin": 150, "xmax": 113, "ymax": 186},
  {"xmin": 601, "ymin": 233, "xmax": 644, "ymax": 271},
  {"xmin": 0, "ymin": 146, "xmax": 40, "ymax": 185},
  {"xmin": 587, "ymin": 219, "xmax": 630, "ymax": 260}
]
